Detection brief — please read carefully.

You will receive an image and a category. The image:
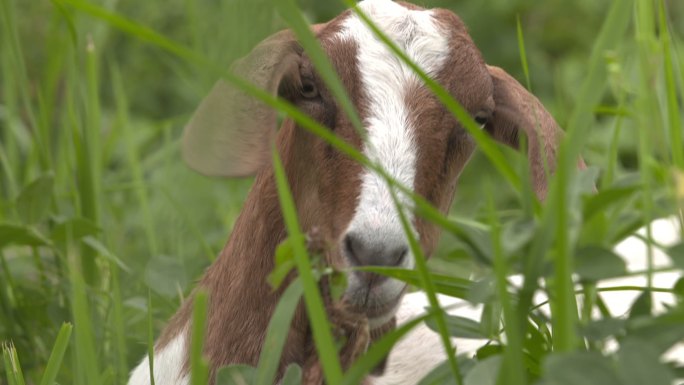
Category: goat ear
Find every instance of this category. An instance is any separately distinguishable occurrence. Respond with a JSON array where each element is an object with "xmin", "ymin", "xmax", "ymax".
[
  {"xmin": 182, "ymin": 30, "xmax": 302, "ymax": 177},
  {"xmin": 484, "ymin": 65, "xmax": 564, "ymax": 200}
]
